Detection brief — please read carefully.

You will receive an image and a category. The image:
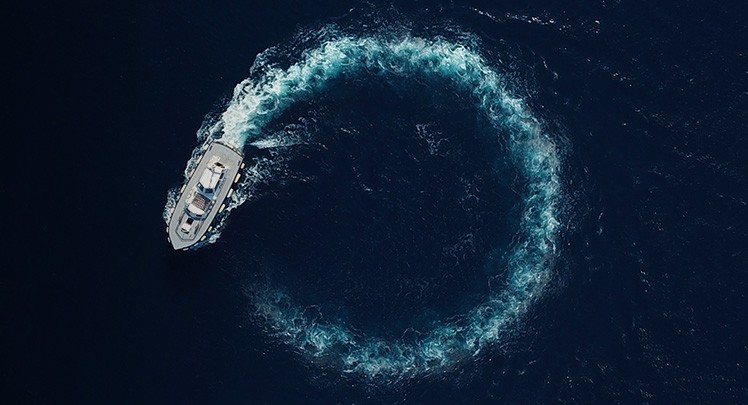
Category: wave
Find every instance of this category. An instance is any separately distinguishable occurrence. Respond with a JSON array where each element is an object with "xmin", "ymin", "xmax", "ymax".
[{"xmin": 165, "ymin": 31, "xmax": 562, "ymax": 383}]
